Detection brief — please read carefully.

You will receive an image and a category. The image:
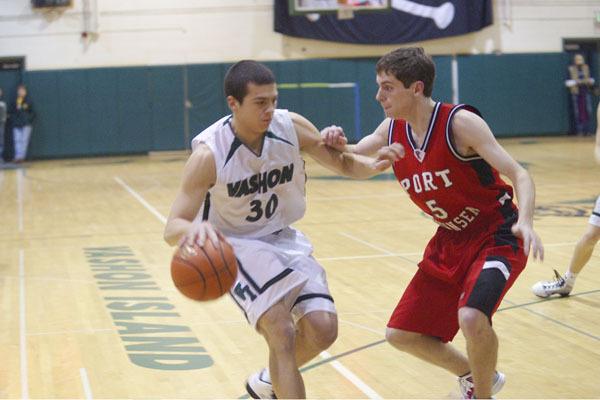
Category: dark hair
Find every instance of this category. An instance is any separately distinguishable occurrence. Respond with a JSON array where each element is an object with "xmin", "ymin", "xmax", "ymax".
[
  {"xmin": 224, "ymin": 60, "xmax": 276, "ymax": 103},
  {"xmin": 376, "ymin": 47, "xmax": 435, "ymax": 97}
]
